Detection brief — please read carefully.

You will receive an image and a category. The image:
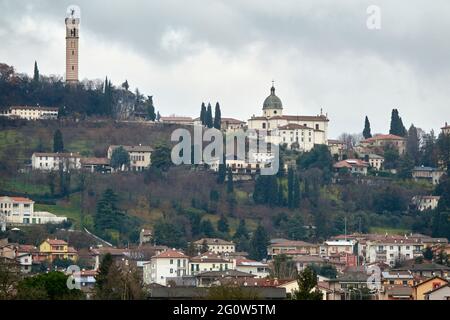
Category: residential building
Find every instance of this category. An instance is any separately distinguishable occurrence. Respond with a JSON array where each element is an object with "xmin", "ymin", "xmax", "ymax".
[
  {"xmin": 328, "ymin": 139, "xmax": 345, "ymax": 160},
  {"xmin": 412, "ymin": 276, "xmax": 448, "ymax": 300},
  {"xmin": 107, "ymin": 145, "xmax": 153, "ymax": 172},
  {"xmin": 381, "ymin": 271, "xmax": 415, "ymax": 287},
  {"xmin": 392, "ymin": 261, "xmax": 450, "ymax": 278},
  {"xmin": 359, "ymin": 154, "xmax": 385, "ymax": 170},
  {"xmin": 321, "ymin": 240, "xmax": 355, "ymax": 258},
  {"xmin": 292, "ymin": 255, "xmax": 326, "ymax": 272},
  {"xmin": 412, "ymin": 166, "xmax": 445, "ymax": 185},
  {"xmin": 0, "ymin": 196, "xmax": 67, "ymax": 225},
  {"xmin": 267, "ymin": 239, "xmax": 319, "ymax": 257},
  {"xmin": 143, "ymin": 249, "xmax": 189, "ymax": 286},
  {"xmin": 358, "ymin": 134, "xmax": 407, "ymax": 155},
  {"xmin": 365, "ymin": 239, "xmax": 424, "ymax": 266},
  {"xmin": 234, "ymin": 258, "xmax": 270, "ymax": 278},
  {"xmin": 412, "ymin": 195, "xmax": 440, "ymax": 211},
  {"xmin": 139, "ymin": 229, "xmax": 153, "ymax": 246},
  {"xmin": 80, "ymin": 157, "xmax": 111, "ymax": 173},
  {"xmin": 193, "ymin": 238, "xmax": 235, "ymax": 254},
  {"xmin": 221, "ymin": 118, "xmax": 246, "ymax": 132},
  {"xmin": 0, "ymin": 106, "xmax": 59, "ymax": 120},
  {"xmin": 382, "ymin": 285, "xmax": 413, "ymax": 300},
  {"xmin": 189, "ymin": 252, "xmax": 232, "ymax": 275},
  {"xmin": 31, "ymin": 152, "xmax": 81, "ymax": 171},
  {"xmin": 195, "ymin": 270, "xmax": 255, "ymax": 287},
  {"xmin": 247, "ymin": 84, "xmax": 329, "ymax": 152},
  {"xmin": 39, "ymin": 239, "xmax": 78, "ymax": 262},
  {"xmin": 425, "ymin": 284, "xmax": 450, "ymax": 300},
  {"xmin": 333, "ymin": 159, "xmax": 369, "ymax": 175}
]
